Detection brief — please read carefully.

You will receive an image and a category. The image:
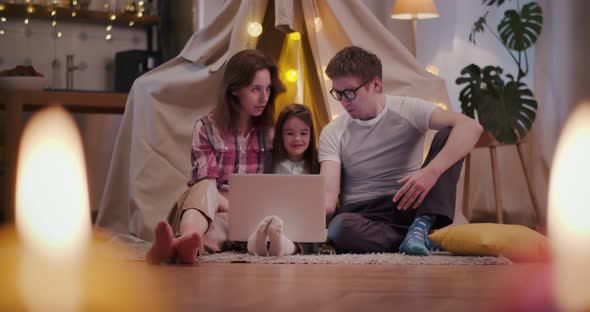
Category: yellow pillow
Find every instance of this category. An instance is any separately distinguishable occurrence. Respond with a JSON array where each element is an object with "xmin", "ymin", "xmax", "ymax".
[{"xmin": 428, "ymin": 223, "xmax": 550, "ymax": 262}]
